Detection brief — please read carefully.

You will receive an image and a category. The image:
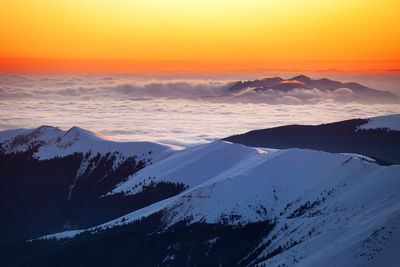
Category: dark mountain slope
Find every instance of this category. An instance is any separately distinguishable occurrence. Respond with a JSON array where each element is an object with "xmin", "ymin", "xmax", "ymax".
[{"xmin": 223, "ymin": 118, "xmax": 400, "ymax": 164}]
